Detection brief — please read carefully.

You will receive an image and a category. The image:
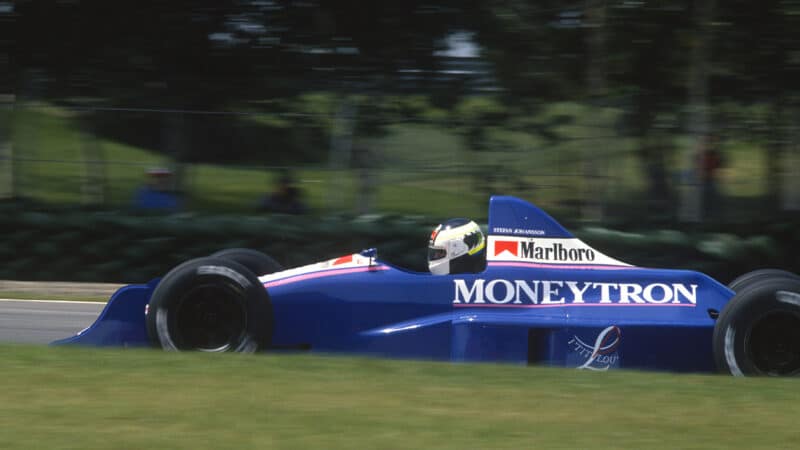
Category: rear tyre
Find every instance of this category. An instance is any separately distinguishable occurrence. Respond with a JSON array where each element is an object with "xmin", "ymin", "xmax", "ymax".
[
  {"xmin": 728, "ymin": 269, "xmax": 800, "ymax": 293},
  {"xmin": 146, "ymin": 257, "xmax": 272, "ymax": 352},
  {"xmin": 713, "ymin": 277, "xmax": 800, "ymax": 376},
  {"xmin": 210, "ymin": 248, "xmax": 283, "ymax": 276}
]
